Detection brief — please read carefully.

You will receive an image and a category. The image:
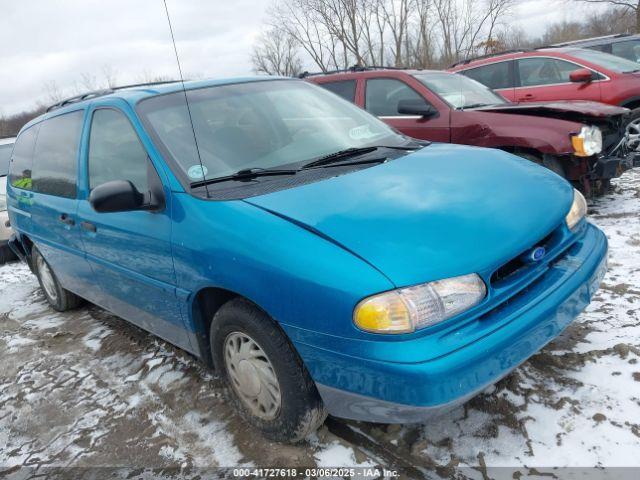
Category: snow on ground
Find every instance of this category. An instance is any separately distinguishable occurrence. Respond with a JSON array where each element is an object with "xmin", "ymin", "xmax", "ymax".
[{"xmin": 0, "ymin": 170, "xmax": 639, "ymax": 478}]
